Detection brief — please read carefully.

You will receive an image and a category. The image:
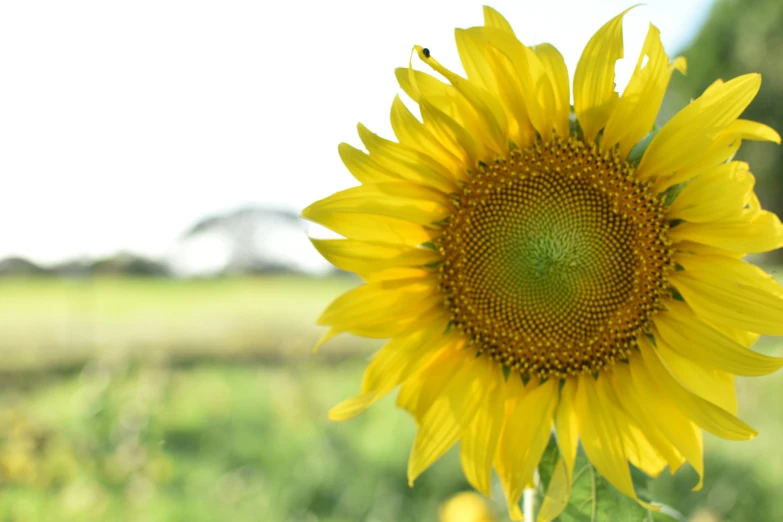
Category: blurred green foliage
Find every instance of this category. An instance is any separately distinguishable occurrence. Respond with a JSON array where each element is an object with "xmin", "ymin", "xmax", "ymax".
[
  {"xmin": 667, "ymin": 0, "xmax": 783, "ymax": 262},
  {"xmin": 0, "ymin": 277, "xmax": 780, "ymax": 521},
  {"xmin": 0, "ymin": 362, "xmax": 475, "ymax": 522}
]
